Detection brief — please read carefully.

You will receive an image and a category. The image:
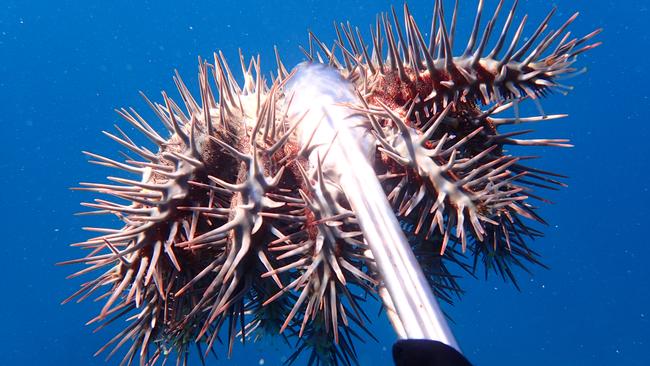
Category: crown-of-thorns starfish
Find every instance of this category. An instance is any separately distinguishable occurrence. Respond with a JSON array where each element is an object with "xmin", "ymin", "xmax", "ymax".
[{"xmin": 61, "ymin": 1, "xmax": 600, "ymax": 365}]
